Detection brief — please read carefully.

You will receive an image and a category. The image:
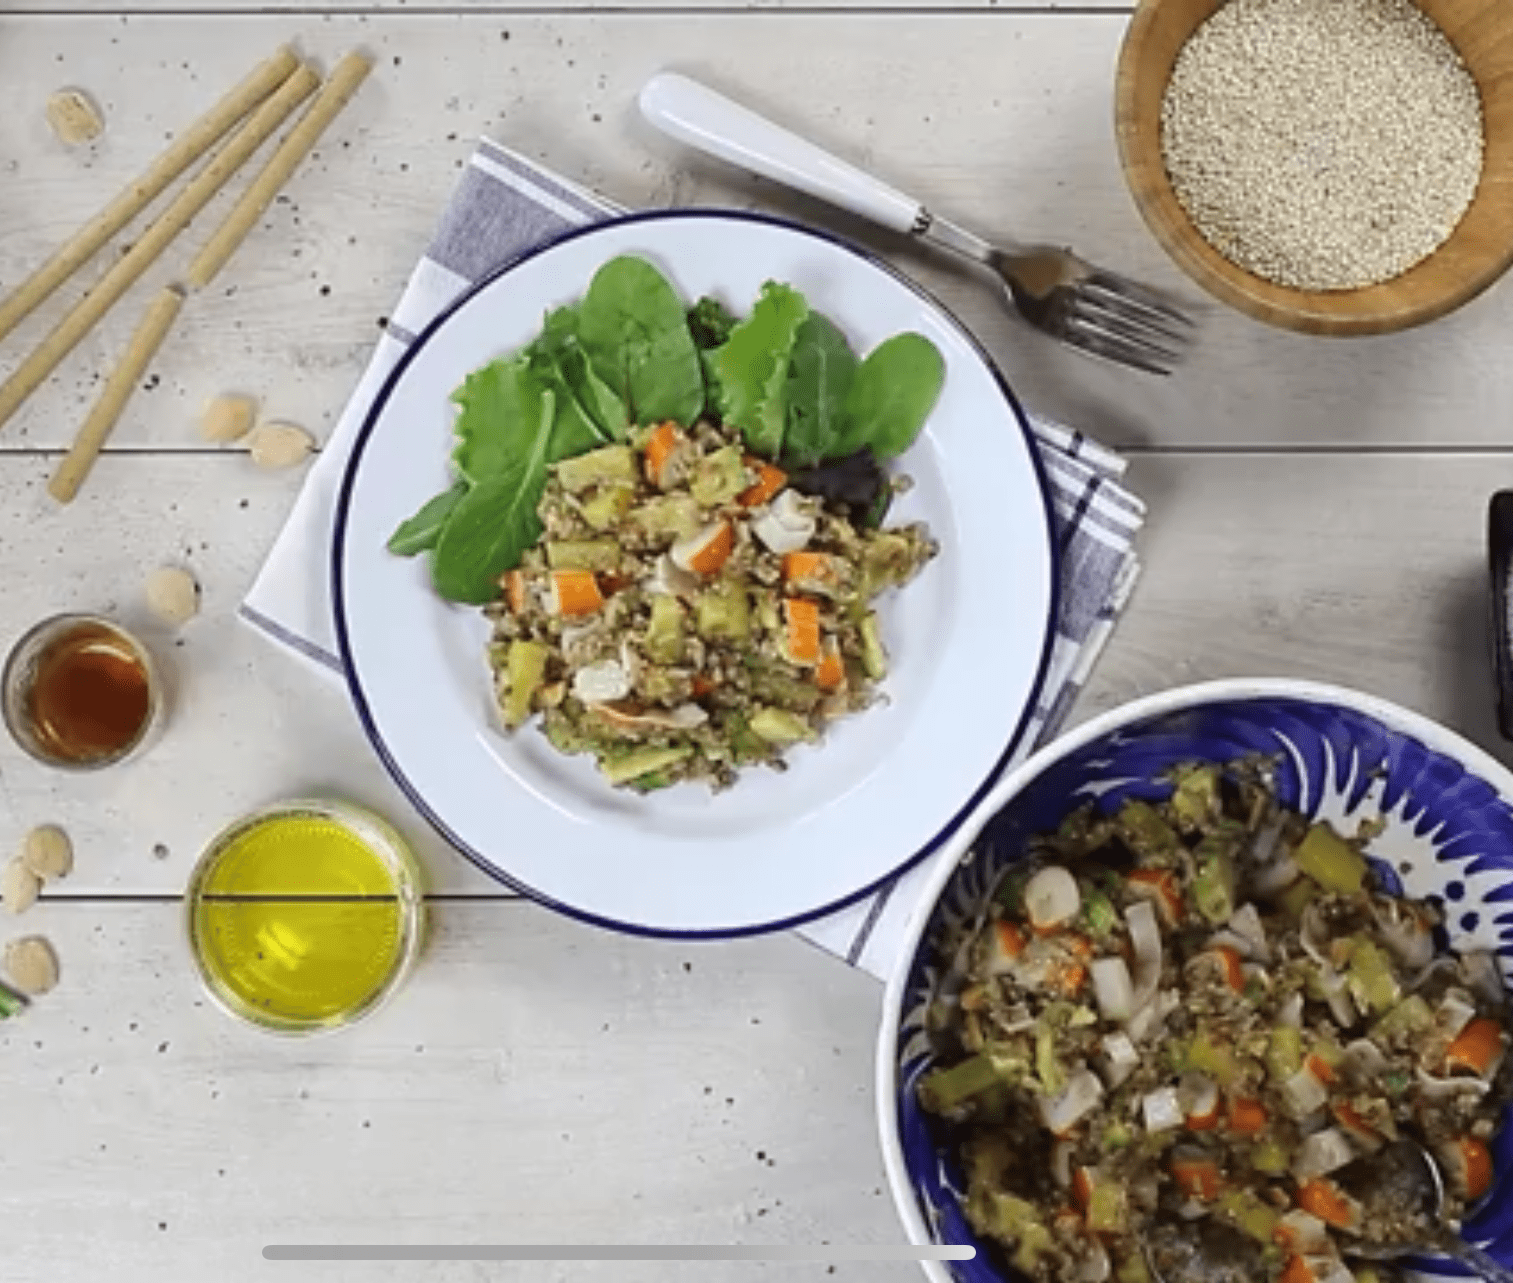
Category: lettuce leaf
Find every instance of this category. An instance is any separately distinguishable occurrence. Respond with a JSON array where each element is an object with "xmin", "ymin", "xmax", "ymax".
[
  {"xmin": 706, "ymin": 281, "xmax": 809, "ymax": 457},
  {"xmin": 831, "ymin": 332, "xmax": 945, "ymax": 460},
  {"xmin": 782, "ymin": 312, "xmax": 857, "ymax": 468}
]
